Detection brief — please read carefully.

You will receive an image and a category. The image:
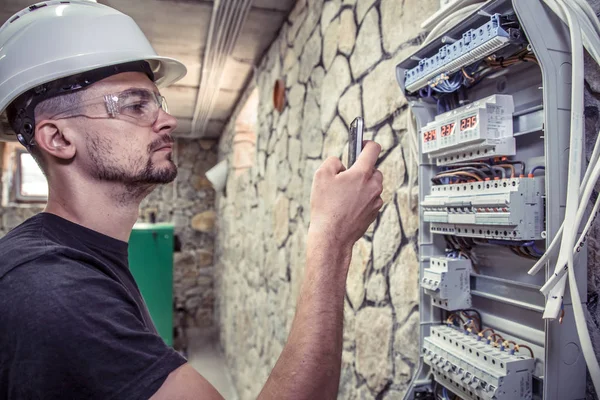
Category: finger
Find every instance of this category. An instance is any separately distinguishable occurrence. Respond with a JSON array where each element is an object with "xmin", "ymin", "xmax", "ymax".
[
  {"xmin": 371, "ymin": 170, "xmax": 383, "ymax": 185},
  {"xmin": 354, "ymin": 141, "xmax": 381, "ymax": 172},
  {"xmin": 373, "ymin": 196, "xmax": 384, "ymax": 211},
  {"xmin": 318, "ymin": 156, "xmax": 346, "ymax": 175}
]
